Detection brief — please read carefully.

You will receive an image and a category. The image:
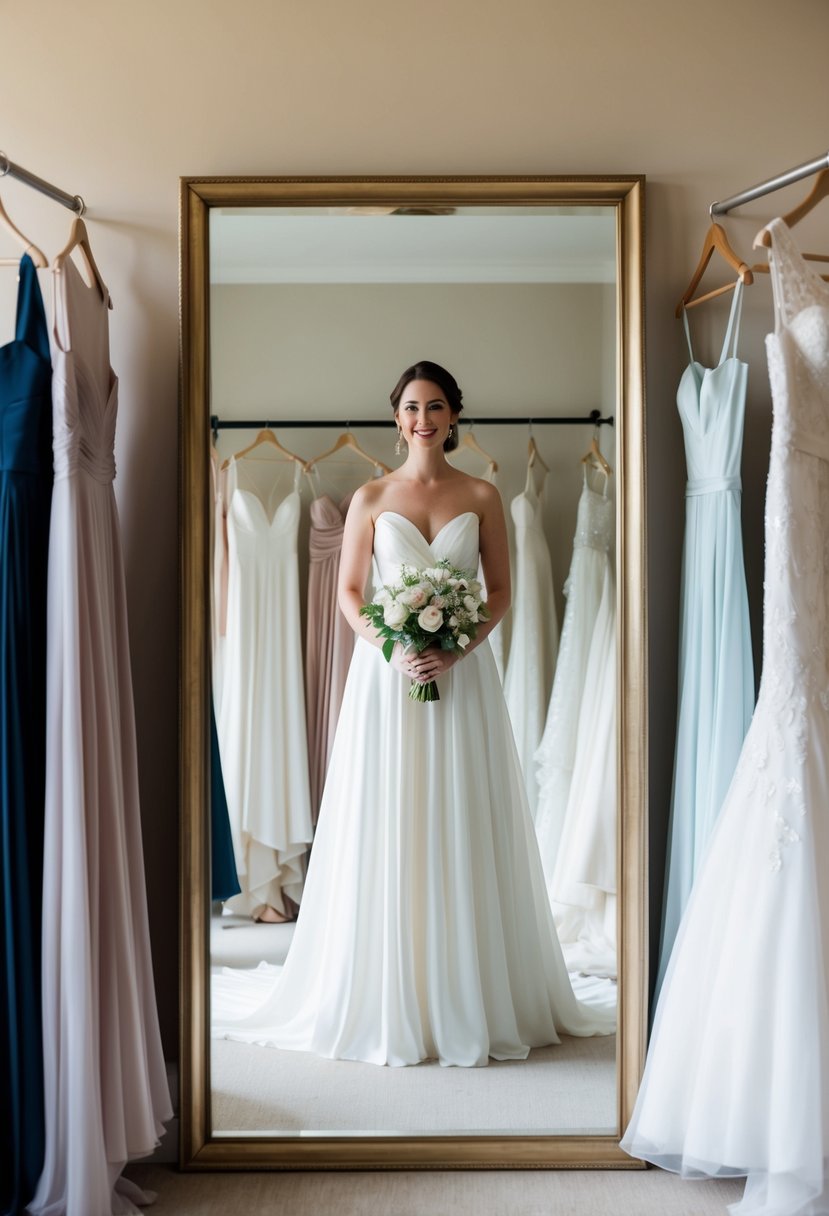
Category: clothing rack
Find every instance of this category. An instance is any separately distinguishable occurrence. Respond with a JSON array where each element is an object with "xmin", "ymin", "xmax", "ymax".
[
  {"xmin": 710, "ymin": 150, "xmax": 829, "ymax": 216},
  {"xmin": 0, "ymin": 151, "xmax": 85, "ymax": 214},
  {"xmin": 211, "ymin": 410, "xmax": 614, "ymax": 433}
]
